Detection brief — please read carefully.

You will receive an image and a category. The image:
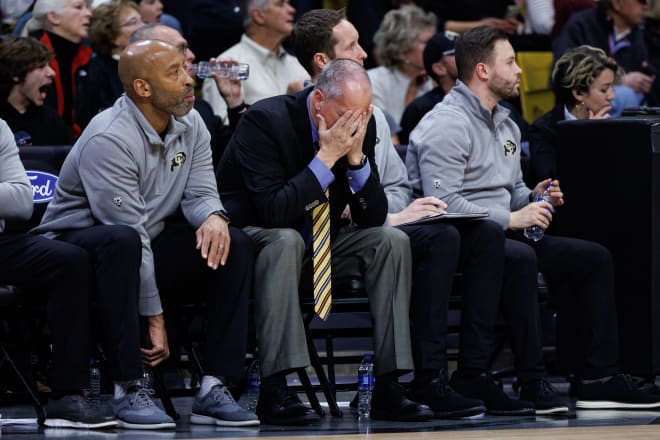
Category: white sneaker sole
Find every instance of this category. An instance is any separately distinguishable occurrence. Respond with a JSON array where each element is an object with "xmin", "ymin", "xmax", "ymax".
[
  {"xmin": 117, "ymin": 420, "xmax": 176, "ymax": 430},
  {"xmin": 535, "ymin": 406, "xmax": 570, "ymax": 415},
  {"xmin": 43, "ymin": 418, "xmax": 118, "ymax": 429},
  {"xmin": 577, "ymin": 400, "xmax": 660, "ymax": 410},
  {"xmin": 190, "ymin": 413, "xmax": 260, "ymax": 426}
]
